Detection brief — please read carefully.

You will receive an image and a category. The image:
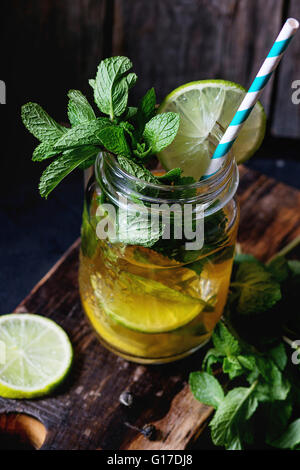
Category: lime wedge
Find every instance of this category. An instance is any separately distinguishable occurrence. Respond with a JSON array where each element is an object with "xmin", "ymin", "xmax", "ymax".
[
  {"xmin": 0, "ymin": 314, "xmax": 73, "ymax": 399},
  {"xmin": 158, "ymin": 80, "xmax": 266, "ymax": 179},
  {"xmin": 91, "ymin": 271, "xmax": 206, "ymax": 333}
]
